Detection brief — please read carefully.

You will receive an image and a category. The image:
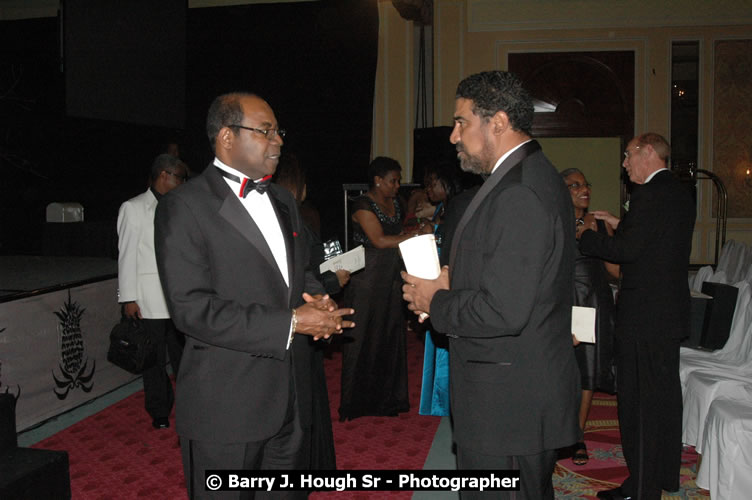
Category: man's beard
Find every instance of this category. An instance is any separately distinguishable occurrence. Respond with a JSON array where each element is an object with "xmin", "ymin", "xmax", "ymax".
[{"xmin": 457, "ymin": 140, "xmax": 494, "ymax": 175}]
